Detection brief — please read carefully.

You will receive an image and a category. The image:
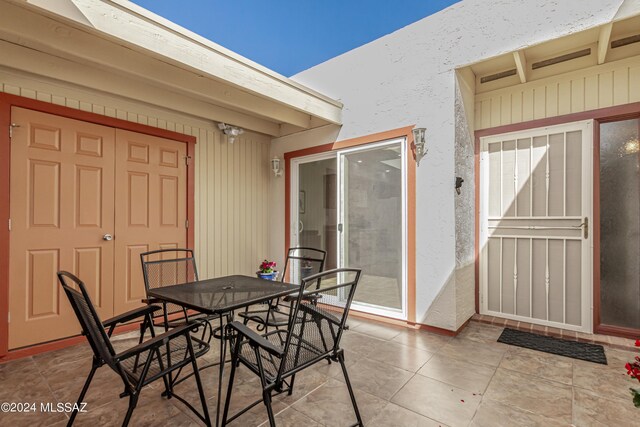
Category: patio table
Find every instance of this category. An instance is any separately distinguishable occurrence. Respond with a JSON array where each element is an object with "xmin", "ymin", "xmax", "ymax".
[{"xmin": 147, "ymin": 275, "xmax": 298, "ymax": 427}]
